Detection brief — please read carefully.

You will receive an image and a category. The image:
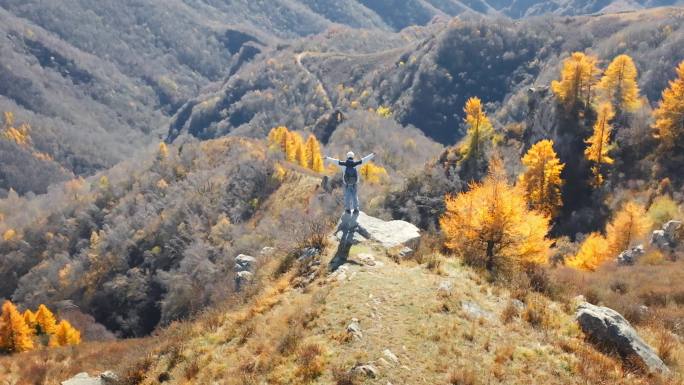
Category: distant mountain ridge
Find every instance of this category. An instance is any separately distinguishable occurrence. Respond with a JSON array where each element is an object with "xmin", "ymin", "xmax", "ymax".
[{"xmin": 0, "ymin": 0, "xmax": 683, "ymax": 195}]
